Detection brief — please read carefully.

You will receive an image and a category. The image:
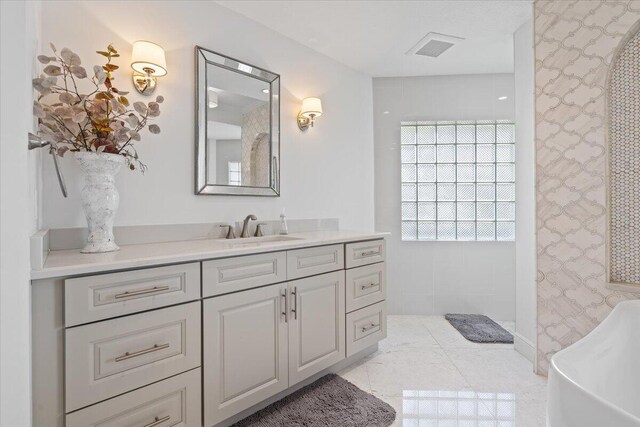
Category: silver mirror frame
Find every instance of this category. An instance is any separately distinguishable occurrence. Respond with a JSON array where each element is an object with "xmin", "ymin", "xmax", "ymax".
[{"xmin": 195, "ymin": 46, "xmax": 281, "ymax": 196}]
